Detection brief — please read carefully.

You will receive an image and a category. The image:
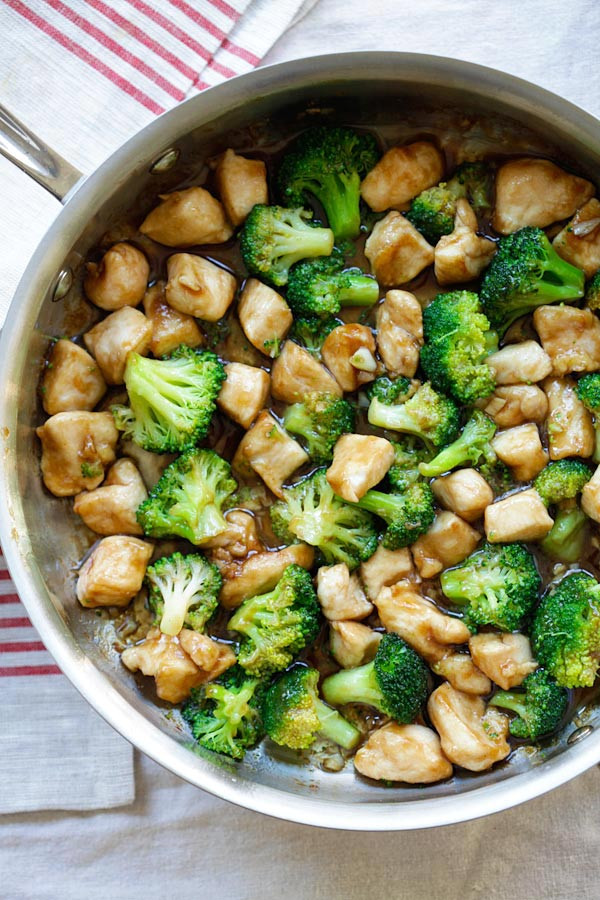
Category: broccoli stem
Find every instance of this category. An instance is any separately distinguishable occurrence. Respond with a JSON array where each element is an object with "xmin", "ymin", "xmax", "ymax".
[
  {"xmin": 338, "ymin": 273, "xmax": 380, "ymax": 307},
  {"xmin": 353, "ymin": 490, "xmax": 402, "ymax": 524},
  {"xmin": 540, "ymin": 507, "xmax": 588, "ymax": 563},
  {"xmin": 321, "ymin": 661, "xmax": 381, "ymax": 709},
  {"xmin": 275, "ymin": 220, "xmax": 335, "ymax": 269},
  {"xmin": 317, "ymin": 171, "xmax": 361, "ymax": 240},
  {"xmin": 314, "ymin": 698, "xmax": 360, "ymax": 749},
  {"xmin": 490, "ymin": 690, "xmax": 527, "ymax": 719},
  {"xmin": 367, "ymin": 398, "xmax": 423, "ymax": 436}
]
